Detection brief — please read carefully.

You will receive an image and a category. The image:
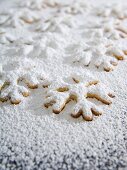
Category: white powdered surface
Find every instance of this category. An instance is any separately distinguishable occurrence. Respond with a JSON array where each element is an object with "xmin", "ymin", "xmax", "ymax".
[{"xmin": 0, "ymin": 0, "xmax": 127, "ymax": 169}]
